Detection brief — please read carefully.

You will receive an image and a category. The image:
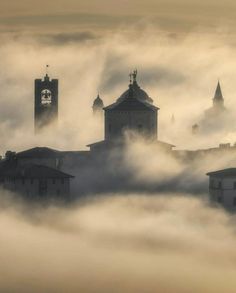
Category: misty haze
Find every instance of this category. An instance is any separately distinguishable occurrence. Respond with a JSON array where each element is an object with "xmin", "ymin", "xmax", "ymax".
[{"xmin": 1, "ymin": 1, "xmax": 236, "ymax": 292}]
